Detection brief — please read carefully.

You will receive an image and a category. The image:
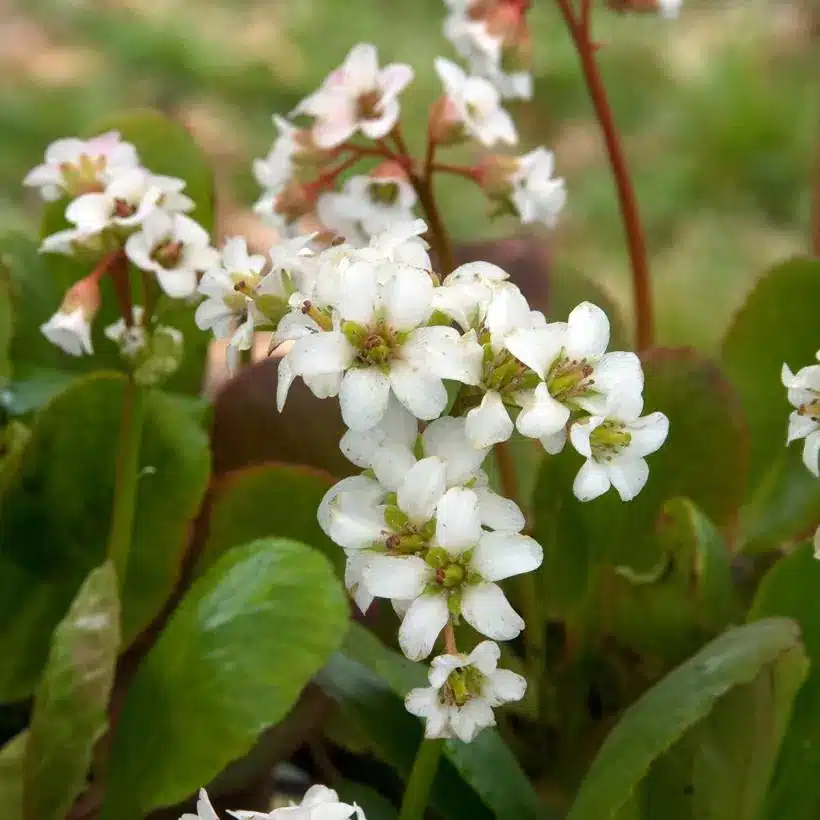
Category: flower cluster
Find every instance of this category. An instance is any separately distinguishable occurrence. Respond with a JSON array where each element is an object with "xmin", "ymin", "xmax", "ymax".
[
  {"xmin": 442, "ymin": 0, "xmax": 533, "ymax": 99},
  {"xmin": 251, "ymin": 5, "xmax": 562, "ymax": 247},
  {"xmin": 257, "ymin": 217, "xmax": 670, "ymax": 740},
  {"xmin": 182, "ymin": 785, "xmax": 364, "ymax": 820},
  {"xmin": 26, "ymin": 131, "xmax": 216, "ymax": 381}
]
